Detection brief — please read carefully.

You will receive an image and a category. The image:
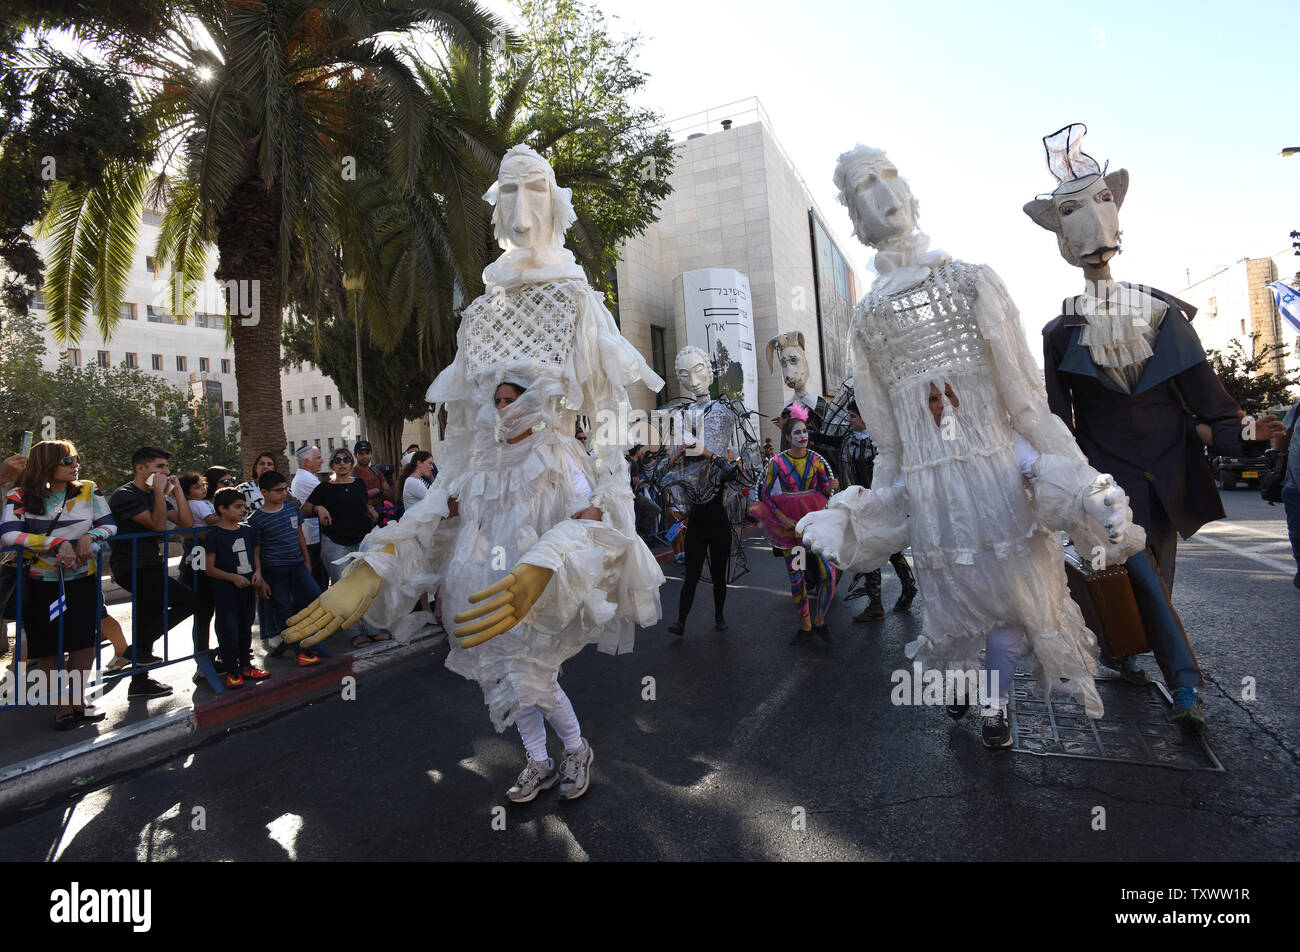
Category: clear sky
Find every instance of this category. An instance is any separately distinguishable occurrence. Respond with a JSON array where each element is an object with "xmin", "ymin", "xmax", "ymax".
[{"xmin": 489, "ymin": 0, "xmax": 1299, "ymax": 348}]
